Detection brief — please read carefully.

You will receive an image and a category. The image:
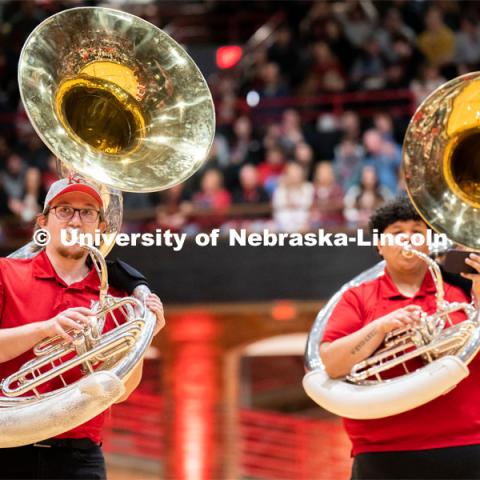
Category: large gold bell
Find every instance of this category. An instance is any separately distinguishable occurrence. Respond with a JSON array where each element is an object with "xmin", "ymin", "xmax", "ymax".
[{"xmin": 19, "ymin": 7, "xmax": 215, "ymax": 193}]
